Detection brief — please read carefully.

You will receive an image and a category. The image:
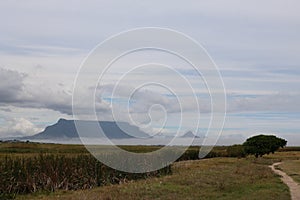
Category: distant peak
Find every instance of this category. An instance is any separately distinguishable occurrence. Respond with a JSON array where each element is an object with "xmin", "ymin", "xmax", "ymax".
[{"xmin": 182, "ymin": 131, "xmax": 200, "ymax": 138}]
